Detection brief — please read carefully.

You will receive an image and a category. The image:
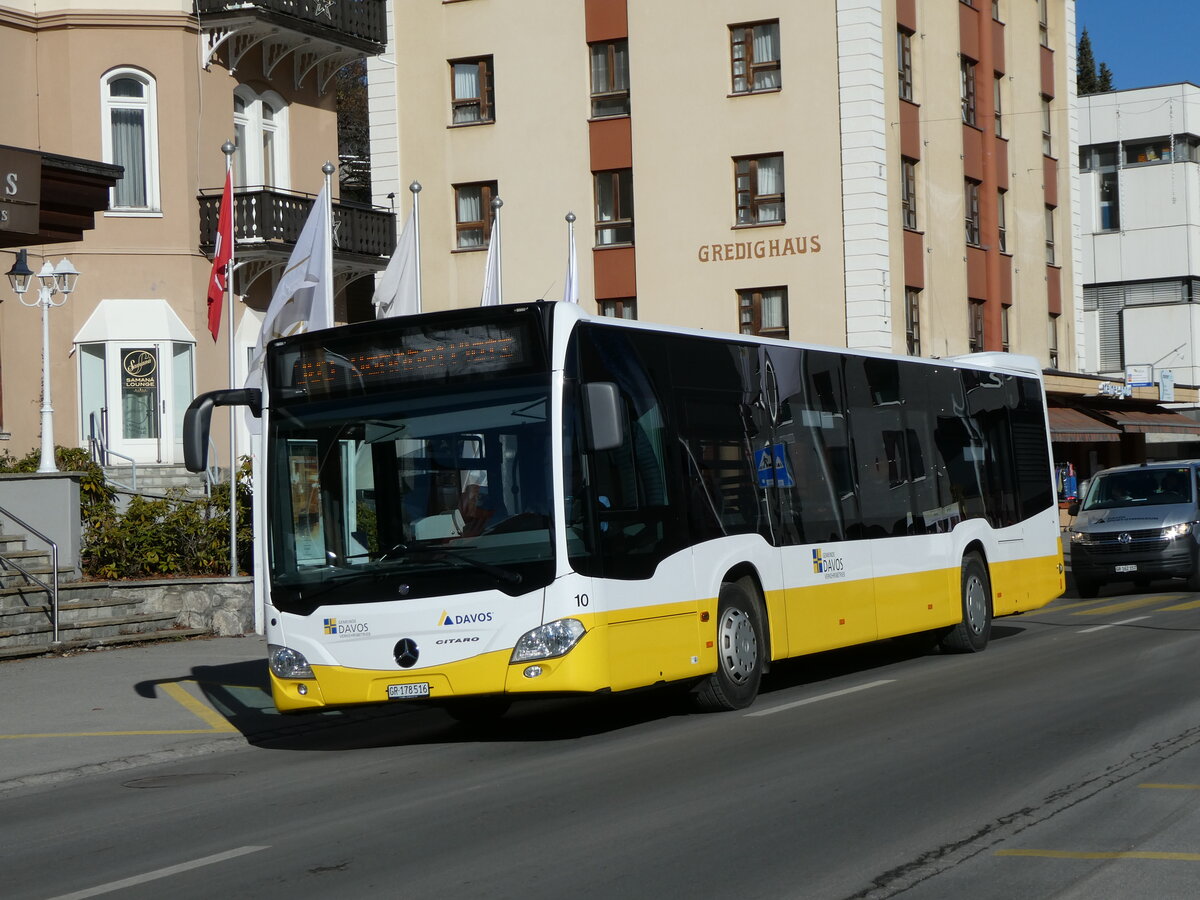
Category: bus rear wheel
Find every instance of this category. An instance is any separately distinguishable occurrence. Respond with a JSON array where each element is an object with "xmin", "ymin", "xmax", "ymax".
[
  {"xmin": 939, "ymin": 552, "xmax": 992, "ymax": 653},
  {"xmin": 695, "ymin": 580, "xmax": 764, "ymax": 711}
]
